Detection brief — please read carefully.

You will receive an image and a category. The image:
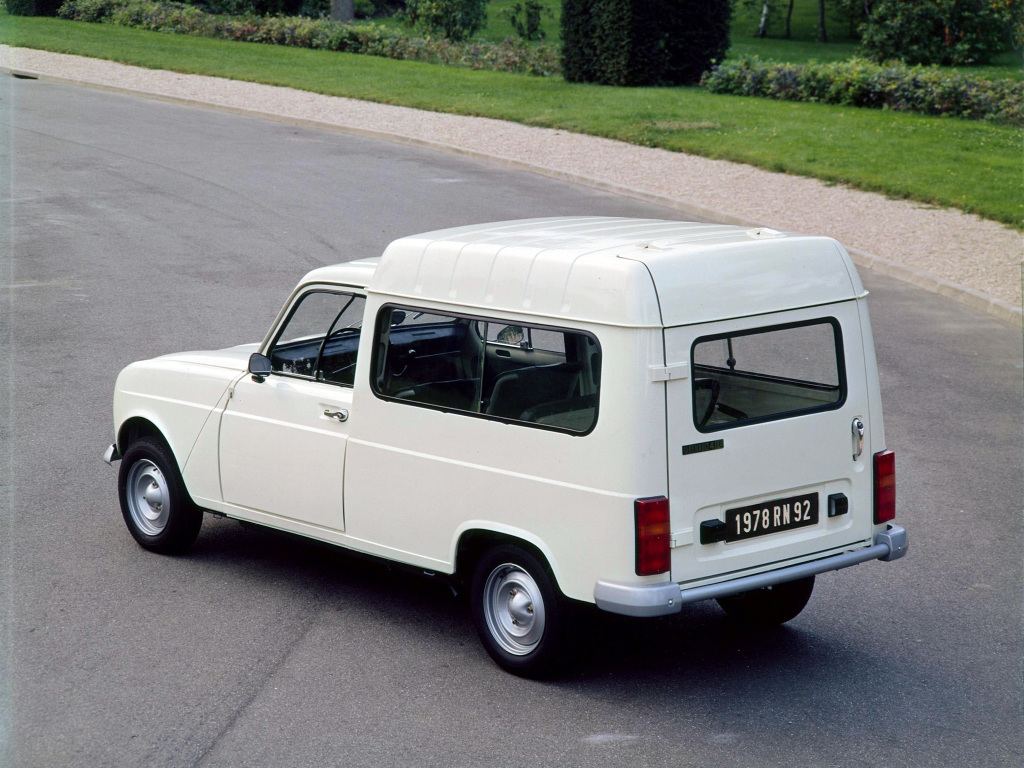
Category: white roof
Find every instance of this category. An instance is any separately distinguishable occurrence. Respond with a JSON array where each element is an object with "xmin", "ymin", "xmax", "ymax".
[{"xmin": 304, "ymin": 218, "xmax": 865, "ymax": 327}]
